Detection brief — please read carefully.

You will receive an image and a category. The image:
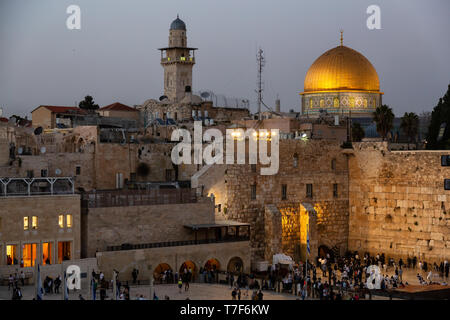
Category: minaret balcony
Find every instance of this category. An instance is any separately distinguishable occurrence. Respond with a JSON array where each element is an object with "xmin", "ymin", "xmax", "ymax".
[{"xmin": 161, "ymin": 56, "xmax": 195, "ymax": 64}]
